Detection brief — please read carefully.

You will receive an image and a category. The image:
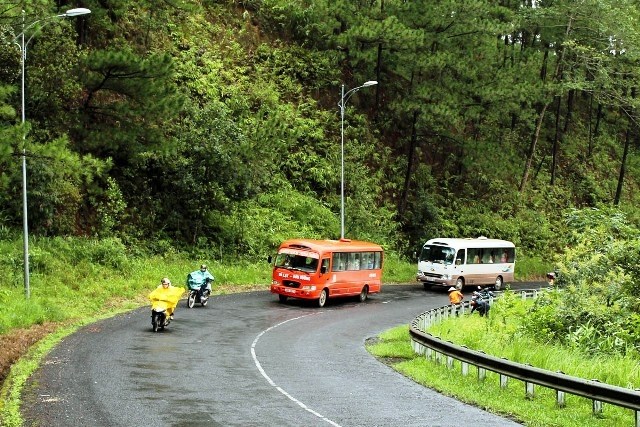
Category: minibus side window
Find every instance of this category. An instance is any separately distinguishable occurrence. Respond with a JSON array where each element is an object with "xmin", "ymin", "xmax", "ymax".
[
  {"xmin": 332, "ymin": 252, "xmax": 346, "ymax": 271},
  {"xmin": 320, "ymin": 258, "xmax": 330, "ymax": 274}
]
